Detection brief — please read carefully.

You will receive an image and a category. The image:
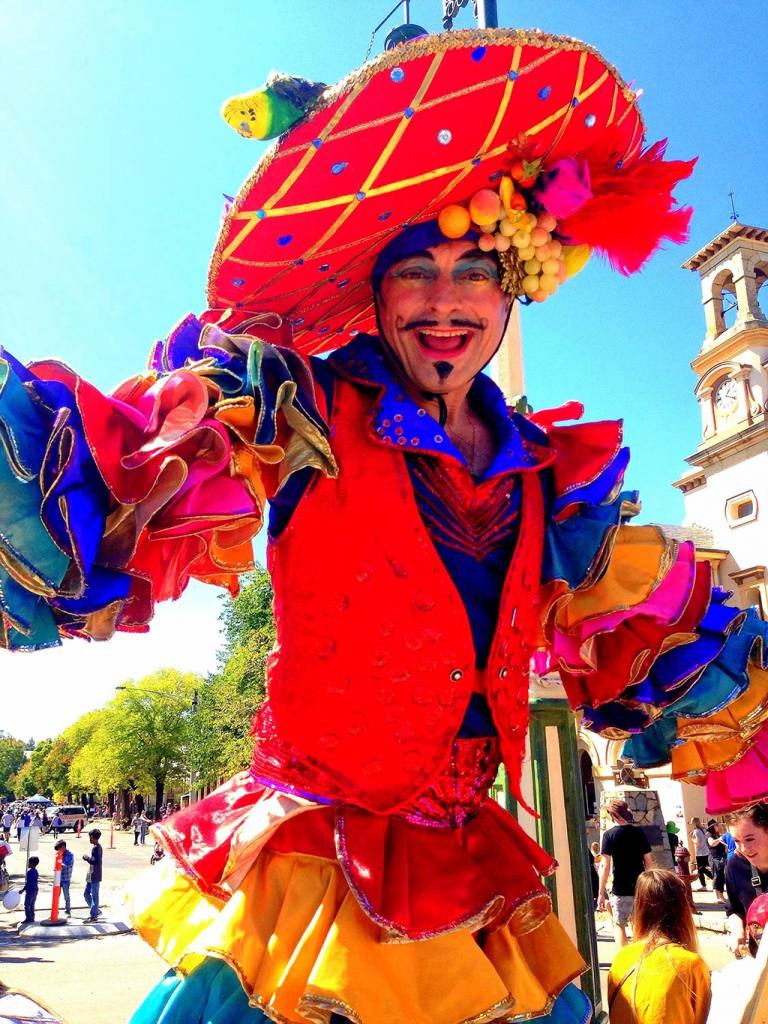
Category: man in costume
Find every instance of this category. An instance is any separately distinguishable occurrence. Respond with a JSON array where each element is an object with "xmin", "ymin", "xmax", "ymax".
[{"xmin": 1, "ymin": 27, "xmax": 767, "ymax": 1024}]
